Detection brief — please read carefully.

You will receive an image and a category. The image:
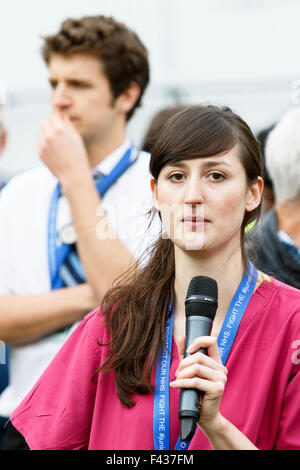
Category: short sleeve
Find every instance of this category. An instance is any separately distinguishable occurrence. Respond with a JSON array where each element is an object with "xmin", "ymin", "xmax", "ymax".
[
  {"xmin": 275, "ymin": 360, "xmax": 300, "ymax": 449},
  {"xmin": 10, "ymin": 308, "xmax": 105, "ymax": 450}
]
